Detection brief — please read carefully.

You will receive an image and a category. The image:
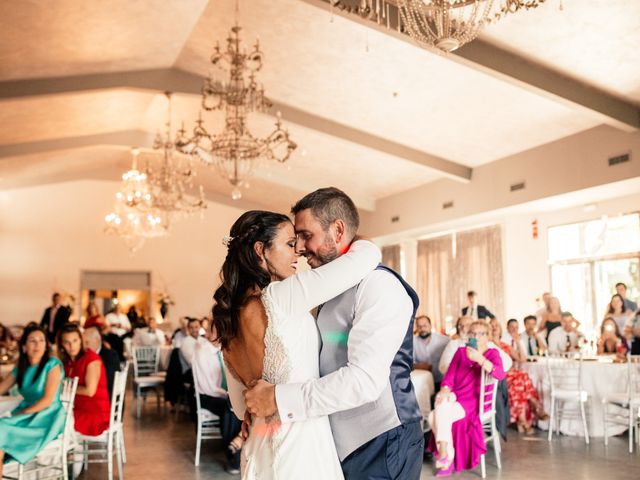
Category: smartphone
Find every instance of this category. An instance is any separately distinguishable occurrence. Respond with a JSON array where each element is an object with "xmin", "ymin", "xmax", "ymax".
[{"xmin": 466, "ymin": 337, "xmax": 478, "ymax": 349}]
